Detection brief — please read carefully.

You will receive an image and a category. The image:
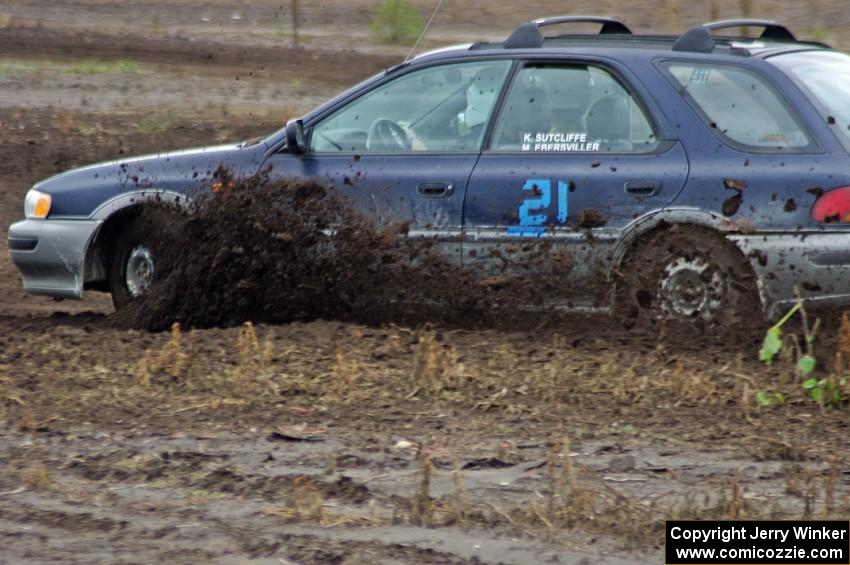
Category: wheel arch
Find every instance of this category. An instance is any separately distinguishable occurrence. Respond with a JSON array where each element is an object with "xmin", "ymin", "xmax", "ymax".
[
  {"xmin": 82, "ymin": 190, "xmax": 190, "ymax": 291},
  {"xmin": 609, "ymin": 207, "xmax": 772, "ymax": 318}
]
